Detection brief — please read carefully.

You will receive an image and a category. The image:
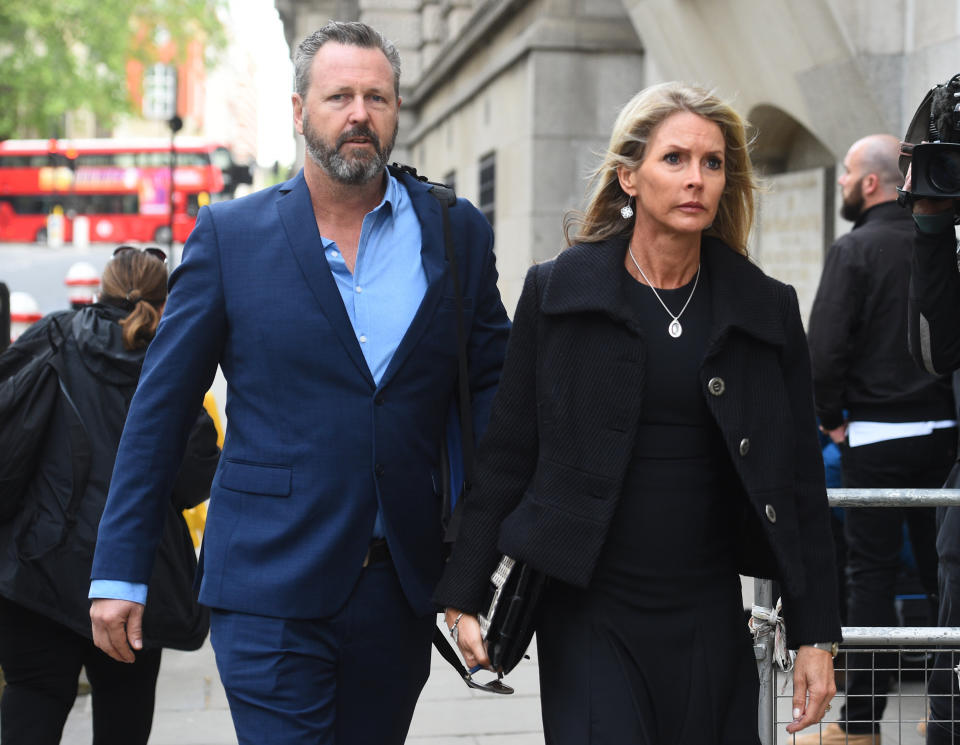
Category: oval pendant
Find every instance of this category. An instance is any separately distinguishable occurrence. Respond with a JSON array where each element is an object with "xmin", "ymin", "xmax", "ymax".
[{"xmin": 668, "ymin": 320, "xmax": 682, "ymax": 338}]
